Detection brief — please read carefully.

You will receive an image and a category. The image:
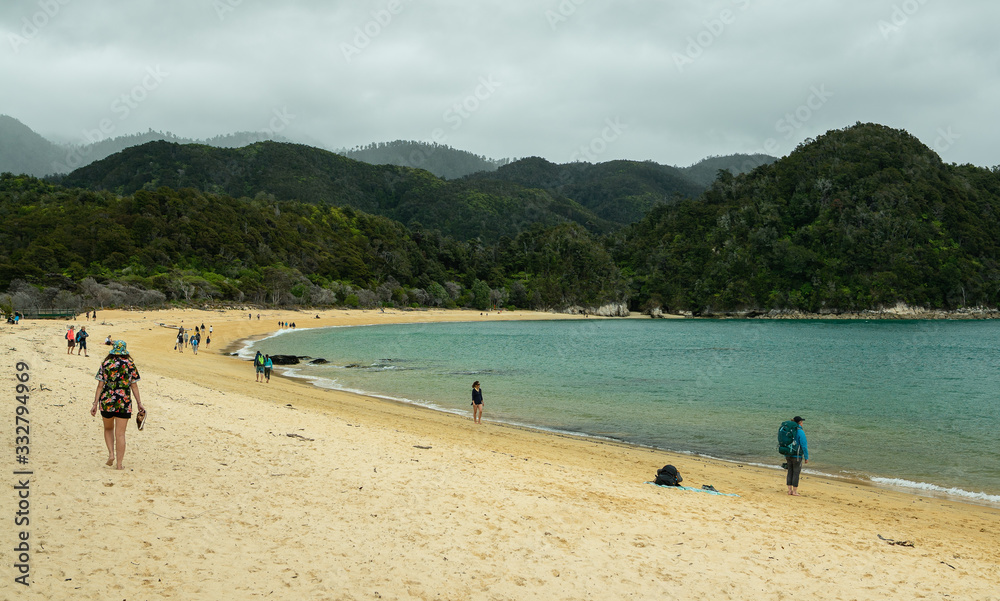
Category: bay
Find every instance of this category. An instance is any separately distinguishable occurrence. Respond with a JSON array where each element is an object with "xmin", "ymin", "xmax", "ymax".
[{"xmin": 246, "ymin": 318, "xmax": 1000, "ymax": 503}]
